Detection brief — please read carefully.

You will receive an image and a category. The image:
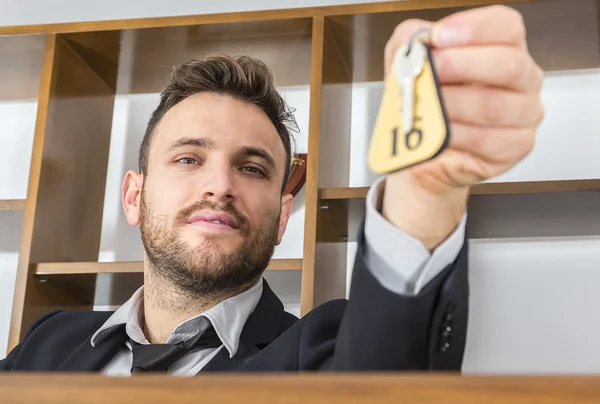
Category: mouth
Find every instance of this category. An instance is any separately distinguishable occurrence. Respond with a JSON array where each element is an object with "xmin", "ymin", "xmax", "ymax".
[{"xmin": 186, "ymin": 211, "xmax": 239, "ymax": 231}]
